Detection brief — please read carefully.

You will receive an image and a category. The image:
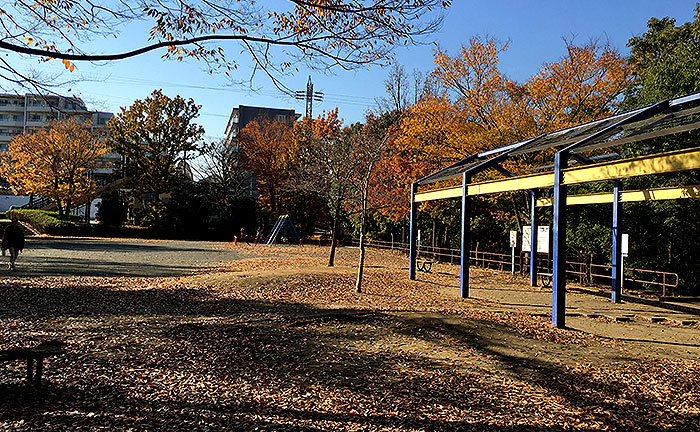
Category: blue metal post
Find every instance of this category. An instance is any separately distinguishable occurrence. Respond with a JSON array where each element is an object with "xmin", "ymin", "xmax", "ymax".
[
  {"xmin": 460, "ymin": 173, "xmax": 470, "ymax": 298},
  {"xmin": 611, "ymin": 180, "xmax": 622, "ymax": 303},
  {"xmin": 530, "ymin": 190, "xmax": 538, "ymax": 286},
  {"xmin": 409, "ymin": 182, "xmax": 418, "ymax": 280},
  {"xmin": 552, "ymin": 152, "xmax": 568, "ymax": 328}
]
